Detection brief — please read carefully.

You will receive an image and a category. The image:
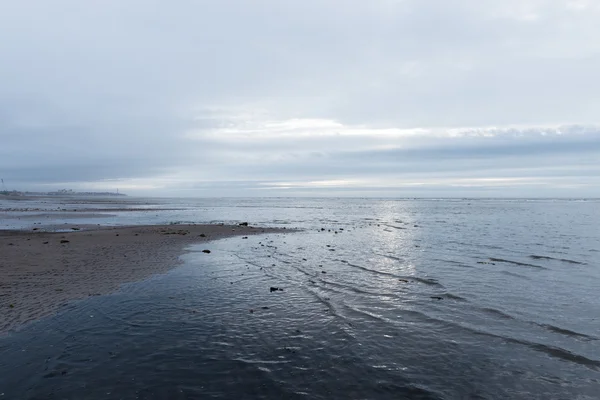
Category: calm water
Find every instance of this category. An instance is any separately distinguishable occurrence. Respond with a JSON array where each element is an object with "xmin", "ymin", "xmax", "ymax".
[{"xmin": 1, "ymin": 198, "xmax": 599, "ymax": 399}]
